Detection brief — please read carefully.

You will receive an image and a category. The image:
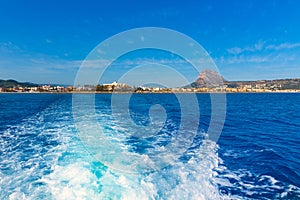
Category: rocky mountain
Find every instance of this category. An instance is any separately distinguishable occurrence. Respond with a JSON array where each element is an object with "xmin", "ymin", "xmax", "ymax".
[{"xmin": 189, "ymin": 69, "xmax": 226, "ymax": 88}]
